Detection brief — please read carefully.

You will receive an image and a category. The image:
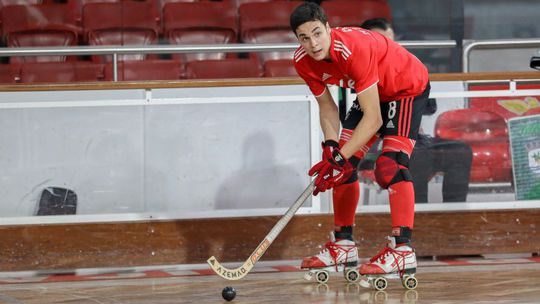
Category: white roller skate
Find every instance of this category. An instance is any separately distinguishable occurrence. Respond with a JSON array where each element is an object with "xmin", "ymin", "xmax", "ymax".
[
  {"xmin": 359, "ymin": 236, "xmax": 418, "ymax": 291},
  {"xmin": 302, "ymin": 232, "xmax": 360, "ymax": 284}
]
